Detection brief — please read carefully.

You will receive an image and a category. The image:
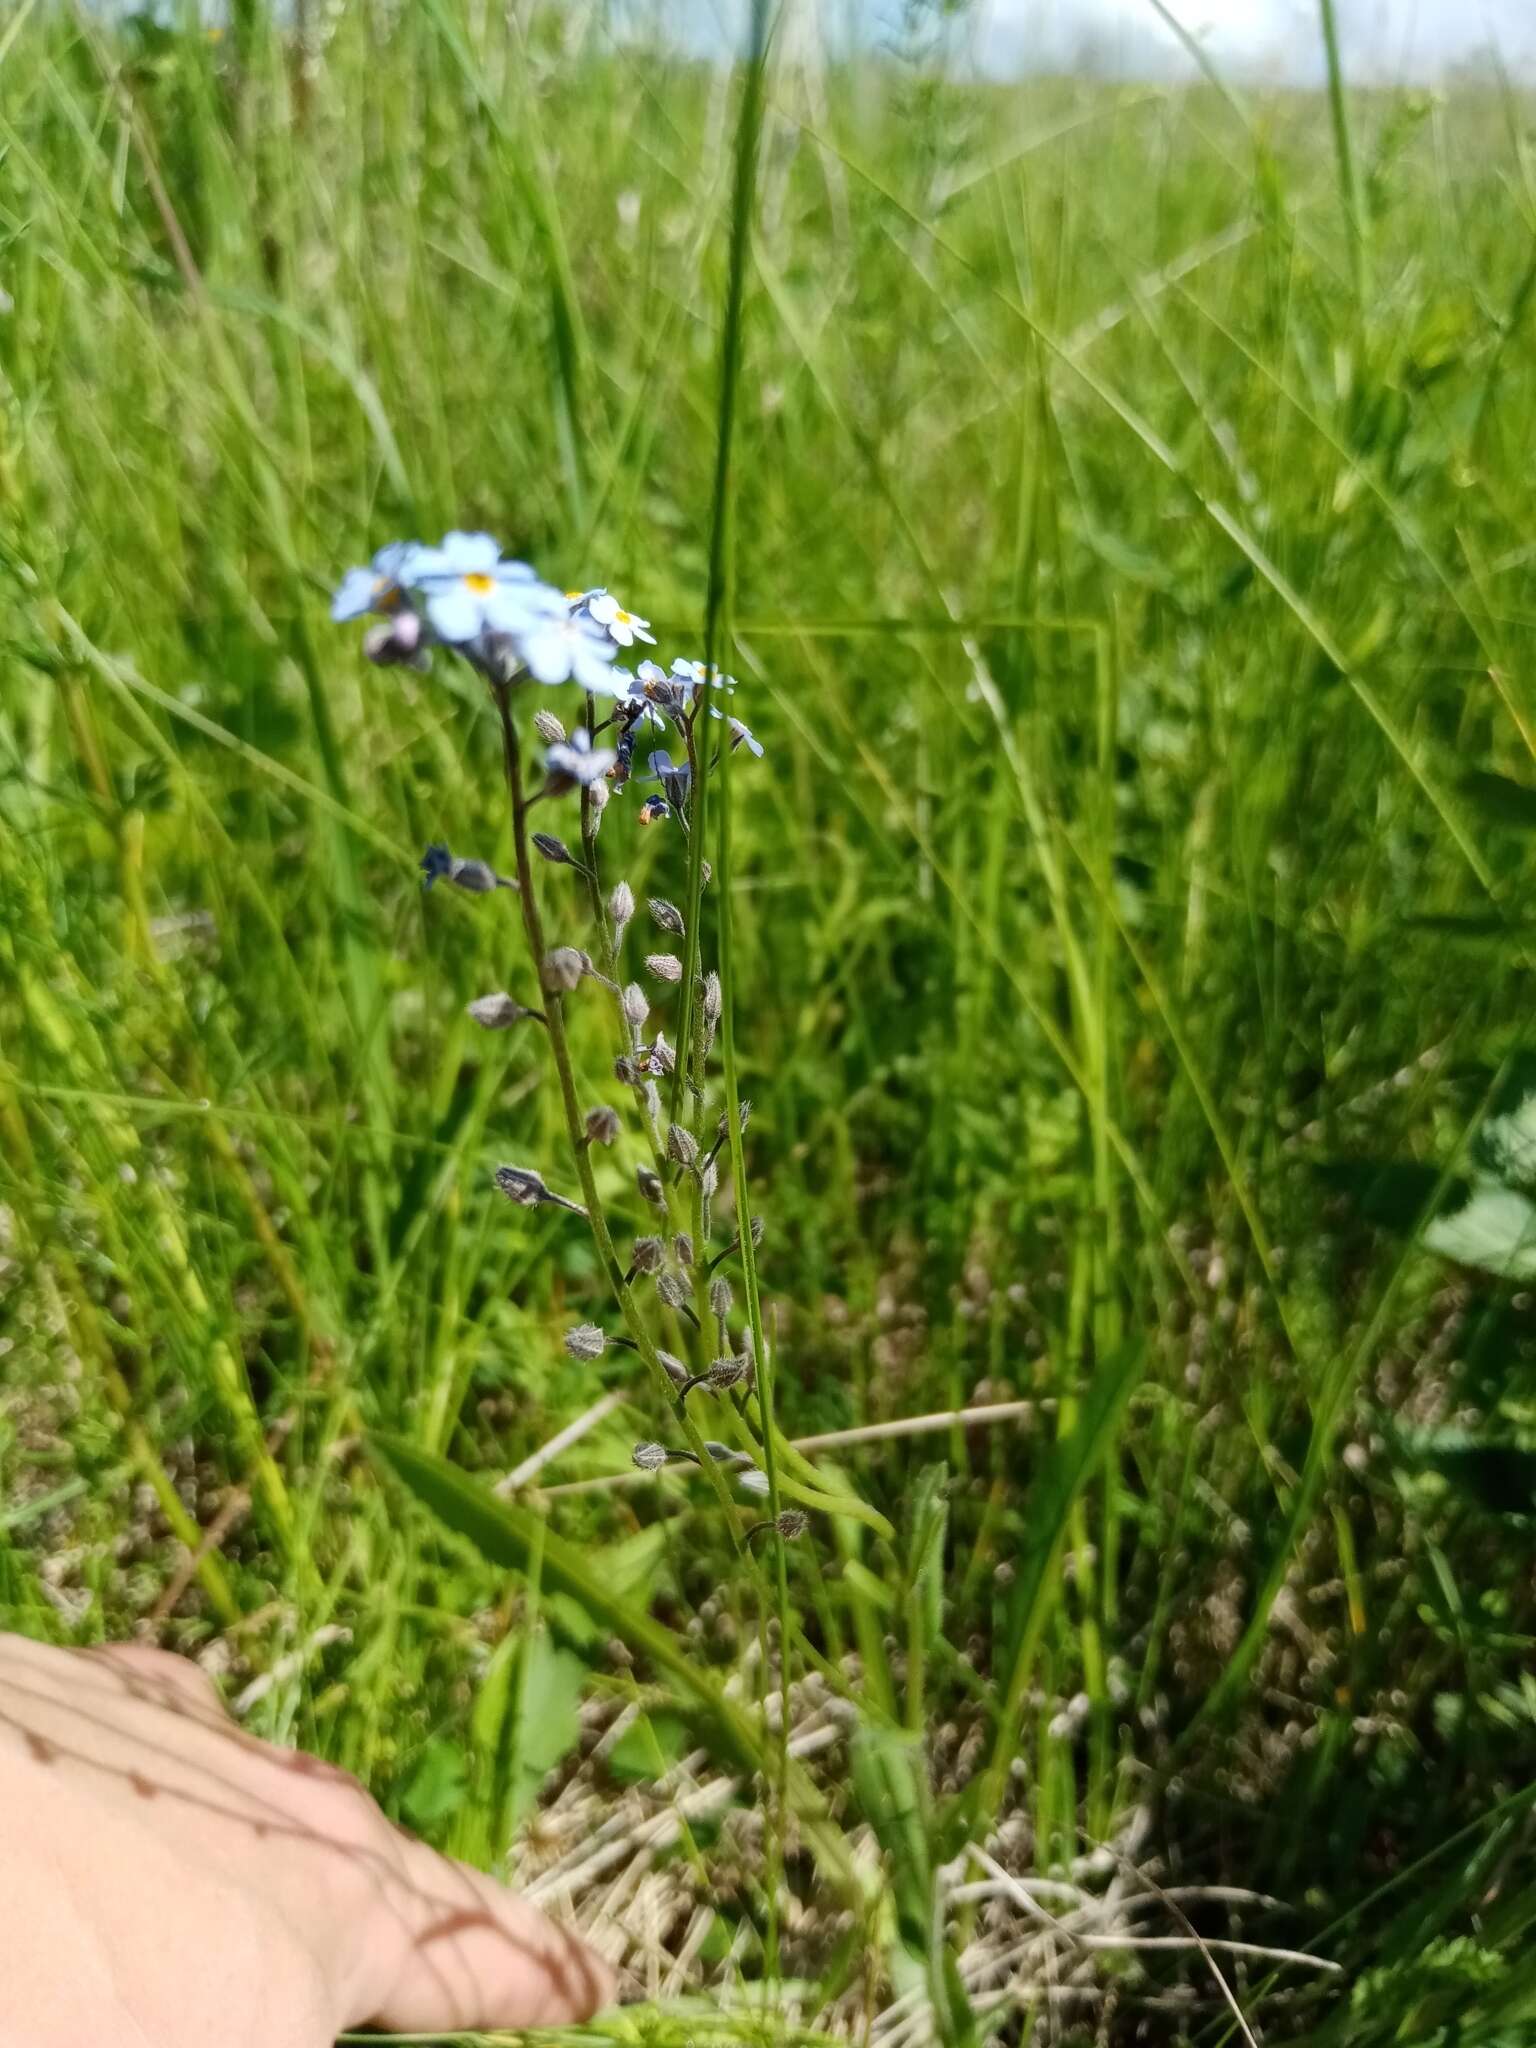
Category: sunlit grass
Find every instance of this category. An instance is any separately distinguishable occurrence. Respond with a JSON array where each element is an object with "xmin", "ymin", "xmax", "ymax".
[{"xmin": 3, "ymin": 6, "xmax": 1536, "ymax": 2042}]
